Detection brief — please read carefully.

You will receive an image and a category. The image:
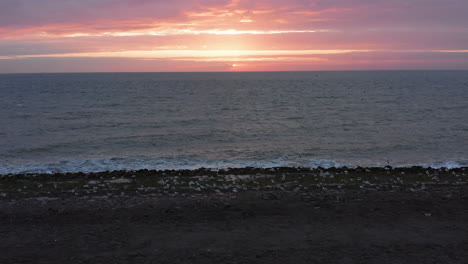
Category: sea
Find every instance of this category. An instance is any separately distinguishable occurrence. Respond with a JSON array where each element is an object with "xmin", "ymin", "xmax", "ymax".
[{"xmin": 0, "ymin": 71, "xmax": 467, "ymax": 174}]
